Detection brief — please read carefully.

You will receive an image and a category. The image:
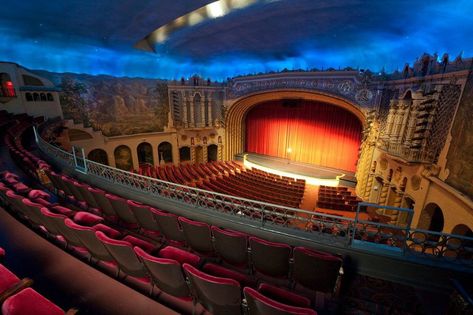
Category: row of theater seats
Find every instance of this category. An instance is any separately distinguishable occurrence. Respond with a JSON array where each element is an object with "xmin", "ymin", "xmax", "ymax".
[
  {"xmin": 3, "ymin": 117, "xmax": 341, "ymax": 314},
  {"xmin": 0, "ymin": 169, "xmax": 339, "ymax": 315},
  {"xmin": 316, "ymin": 186, "xmax": 361, "ymax": 212},
  {"xmin": 137, "ymin": 160, "xmax": 305, "ymax": 208},
  {"xmin": 0, "ymin": 248, "xmax": 76, "ymax": 315}
]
